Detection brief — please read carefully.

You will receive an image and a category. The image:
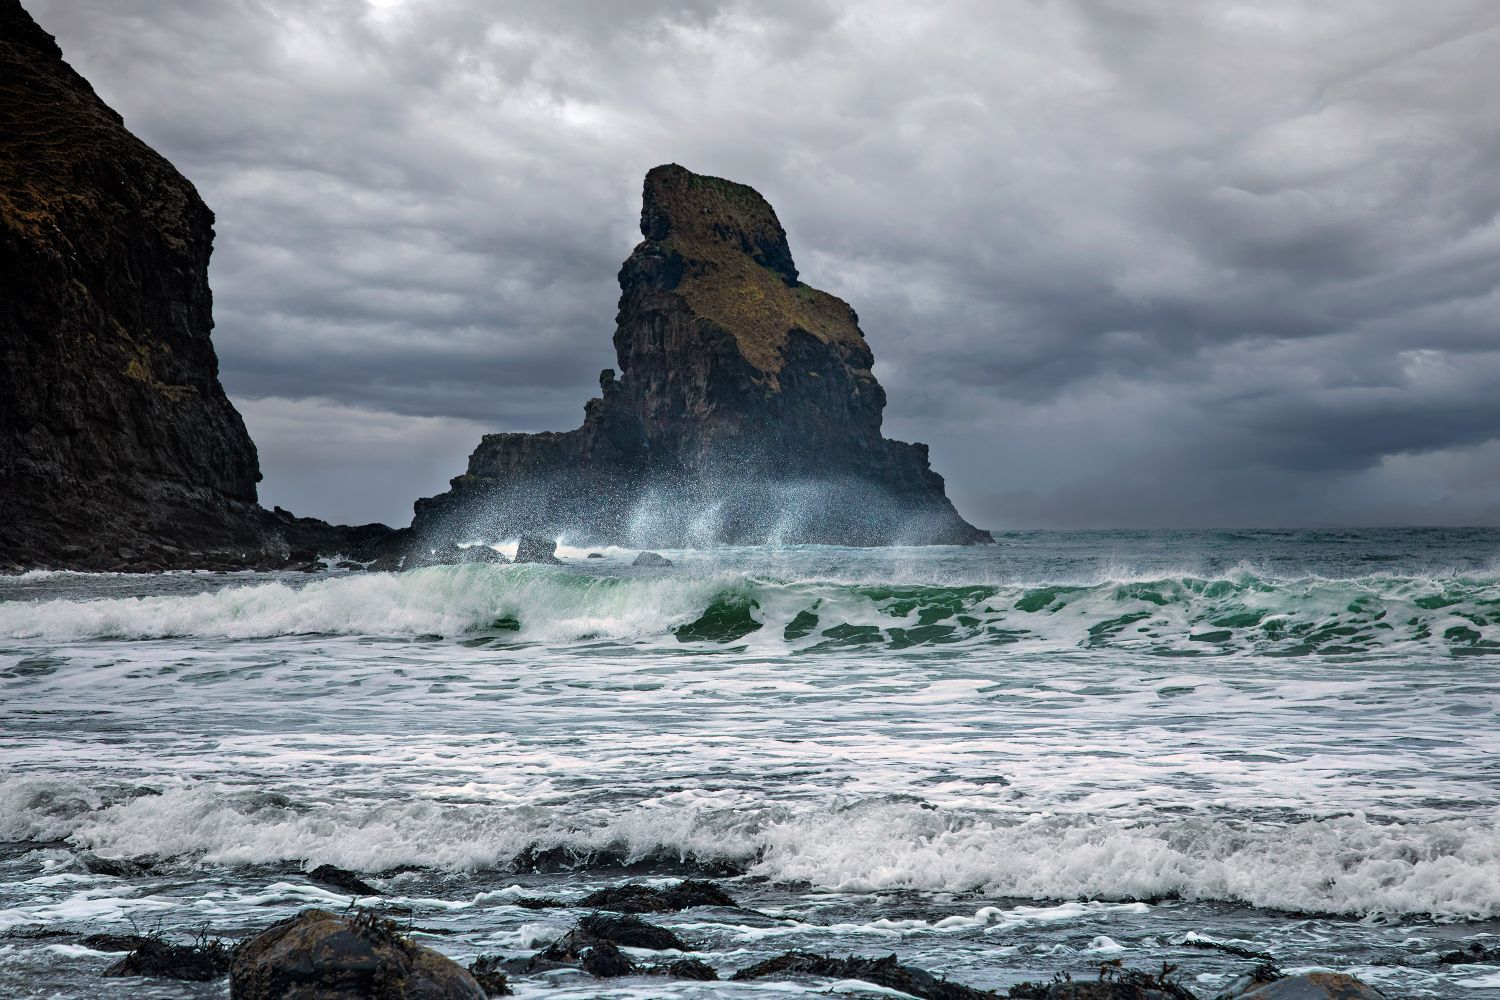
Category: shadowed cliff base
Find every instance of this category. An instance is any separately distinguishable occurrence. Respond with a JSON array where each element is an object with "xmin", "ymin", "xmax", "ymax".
[{"xmin": 411, "ymin": 164, "xmax": 991, "ymax": 549}]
